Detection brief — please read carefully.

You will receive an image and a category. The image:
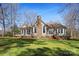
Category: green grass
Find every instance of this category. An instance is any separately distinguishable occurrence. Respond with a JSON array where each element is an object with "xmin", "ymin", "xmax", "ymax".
[{"xmin": 0, "ymin": 38, "xmax": 79, "ymax": 56}]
